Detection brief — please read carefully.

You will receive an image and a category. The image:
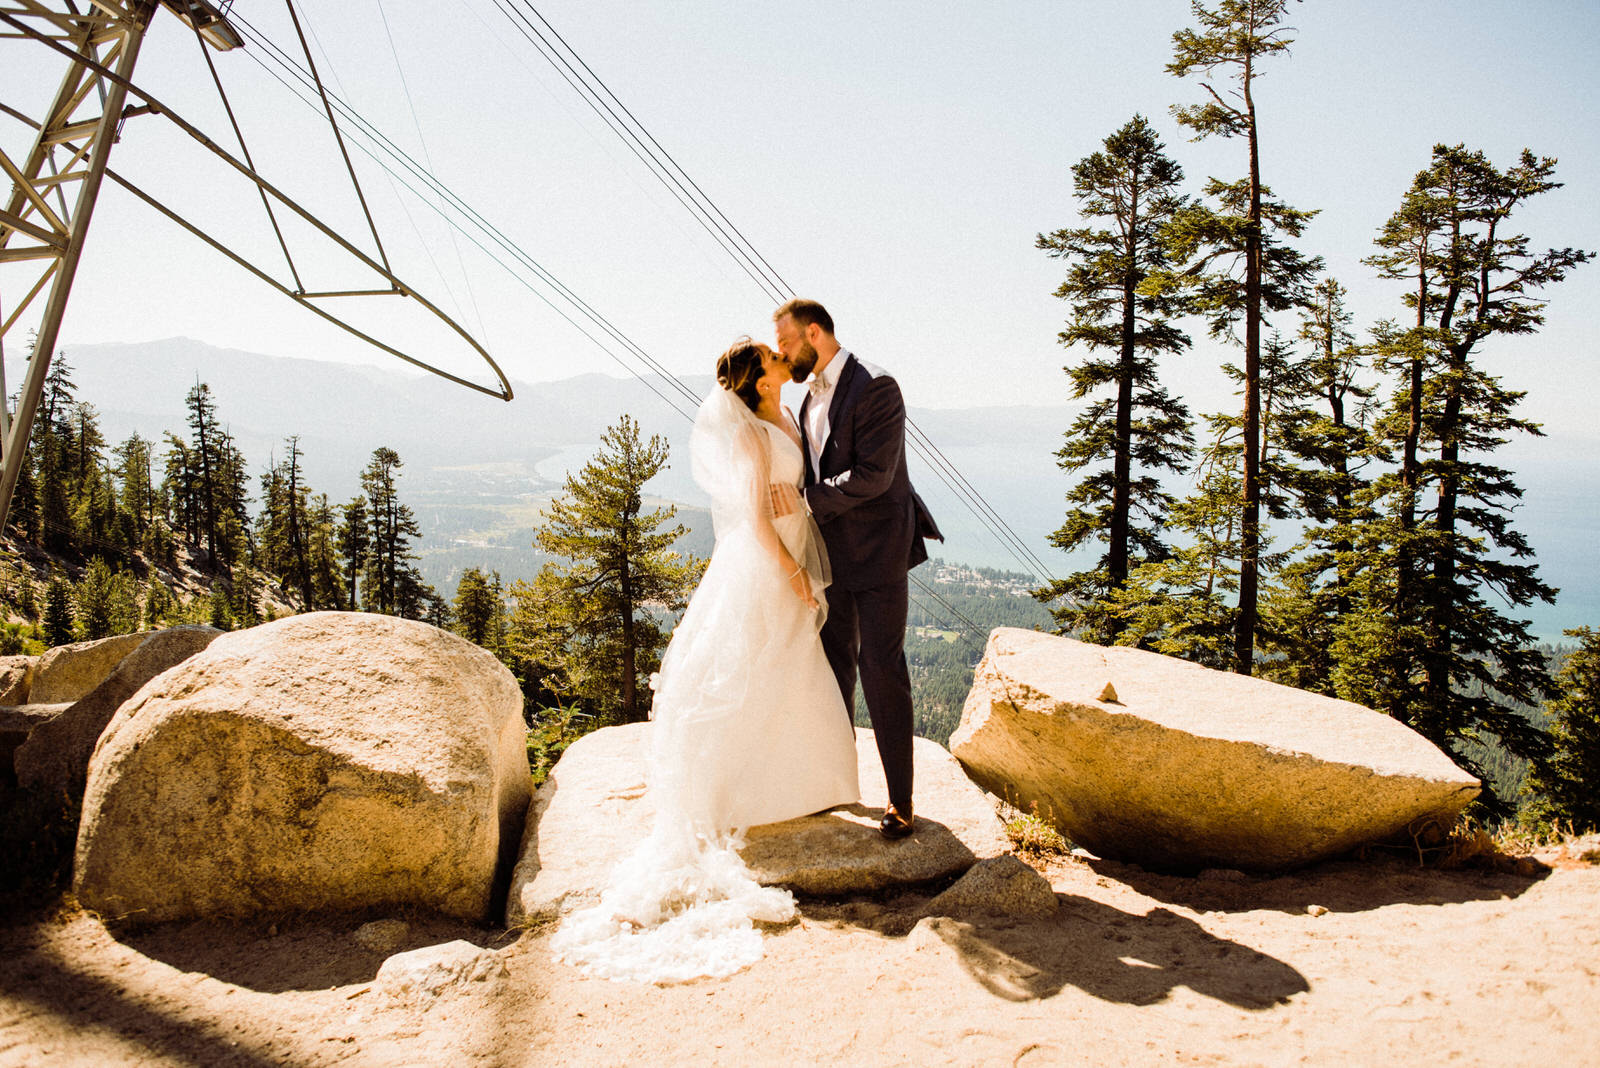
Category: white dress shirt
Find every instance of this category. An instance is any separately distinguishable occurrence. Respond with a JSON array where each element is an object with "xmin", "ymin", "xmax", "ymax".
[{"xmin": 804, "ymin": 347, "xmax": 849, "ymax": 480}]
